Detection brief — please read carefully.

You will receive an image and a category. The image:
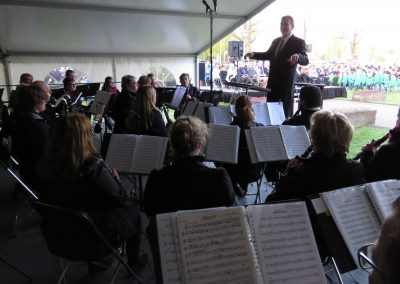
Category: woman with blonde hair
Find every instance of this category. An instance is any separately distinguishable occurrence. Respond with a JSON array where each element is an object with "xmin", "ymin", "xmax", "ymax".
[
  {"xmin": 266, "ymin": 110, "xmax": 364, "ymax": 202},
  {"xmin": 224, "ymin": 95, "xmax": 263, "ymax": 196},
  {"xmin": 125, "ymin": 86, "xmax": 167, "ymax": 136},
  {"xmin": 39, "ymin": 113, "xmax": 144, "ymax": 269}
]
